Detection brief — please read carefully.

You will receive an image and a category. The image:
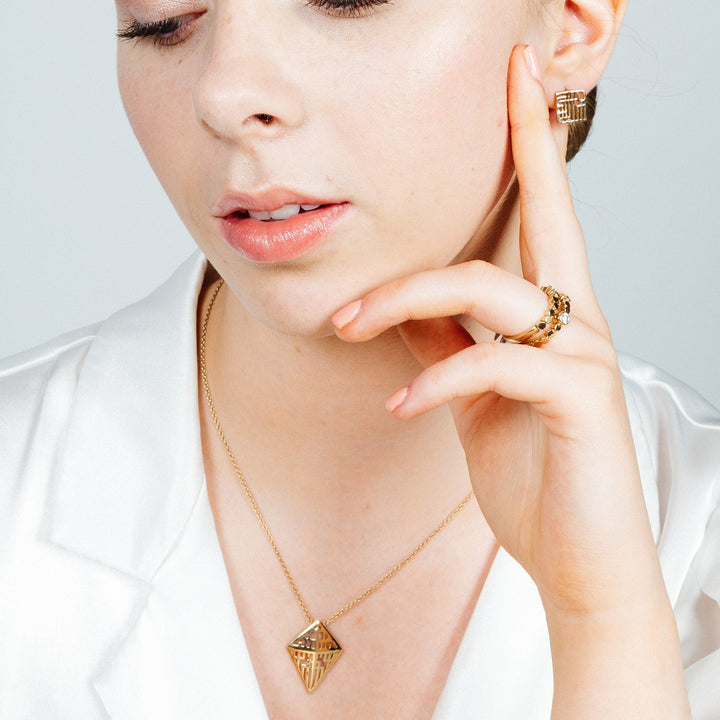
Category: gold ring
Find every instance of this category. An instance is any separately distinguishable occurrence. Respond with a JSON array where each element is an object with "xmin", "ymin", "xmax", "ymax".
[{"xmin": 497, "ymin": 286, "xmax": 571, "ymax": 346}]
